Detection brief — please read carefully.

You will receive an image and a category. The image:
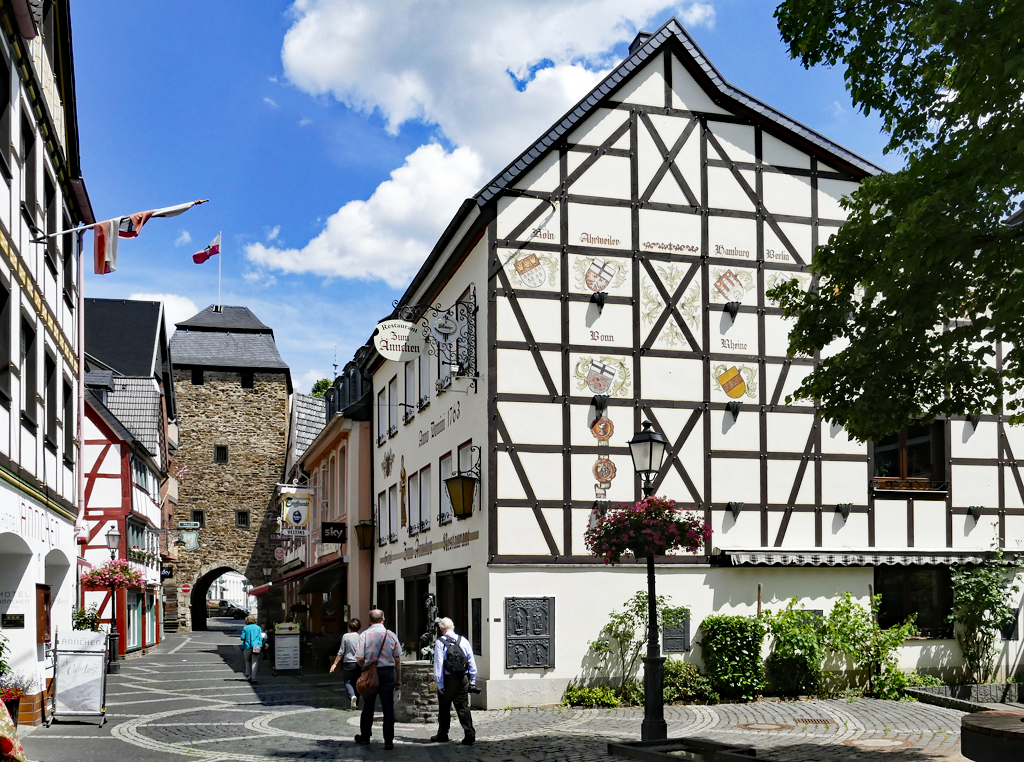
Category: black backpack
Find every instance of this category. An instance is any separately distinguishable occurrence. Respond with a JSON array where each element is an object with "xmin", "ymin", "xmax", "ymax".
[{"xmin": 442, "ymin": 634, "xmax": 468, "ymax": 674}]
